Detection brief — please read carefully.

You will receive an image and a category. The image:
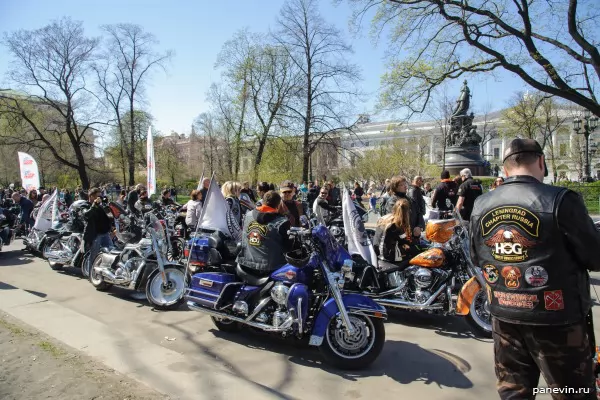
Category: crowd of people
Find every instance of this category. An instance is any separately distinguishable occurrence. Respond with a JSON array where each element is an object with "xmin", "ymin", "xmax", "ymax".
[{"xmin": 3, "ymin": 137, "xmax": 600, "ymax": 398}]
